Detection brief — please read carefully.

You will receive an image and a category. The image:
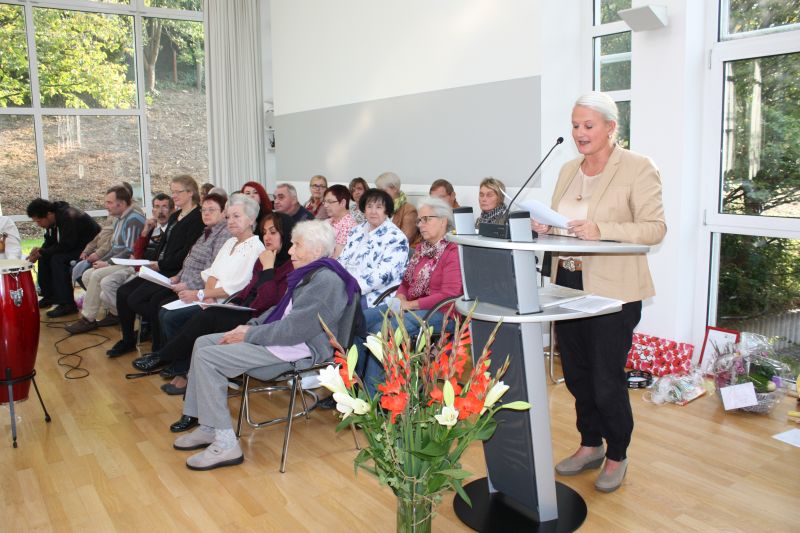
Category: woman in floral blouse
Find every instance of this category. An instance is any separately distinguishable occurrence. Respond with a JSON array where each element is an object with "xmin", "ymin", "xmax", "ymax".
[
  {"xmin": 323, "ymin": 184, "xmax": 357, "ymax": 258},
  {"xmin": 338, "ymin": 188, "xmax": 409, "ymax": 308}
]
